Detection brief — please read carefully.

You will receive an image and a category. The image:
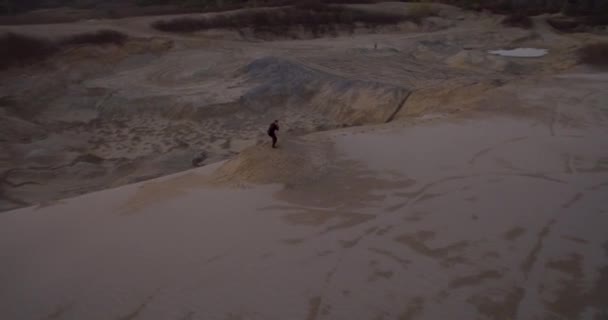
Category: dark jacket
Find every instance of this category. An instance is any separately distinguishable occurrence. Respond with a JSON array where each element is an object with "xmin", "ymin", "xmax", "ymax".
[{"xmin": 268, "ymin": 123, "xmax": 279, "ymax": 135}]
